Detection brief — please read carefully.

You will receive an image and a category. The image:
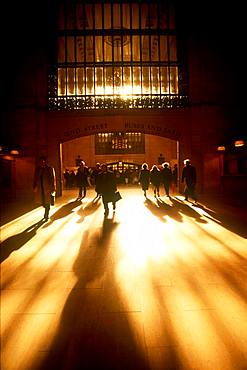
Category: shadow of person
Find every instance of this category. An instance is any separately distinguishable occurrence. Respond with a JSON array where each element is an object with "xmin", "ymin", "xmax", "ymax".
[
  {"xmin": 35, "ymin": 218, "xmax": 150, "ymax": 370},
  {"xmin": 44, "ymin": 200, "xmax": 82, "ymax": 225},
  {"xmin": 76, "ymin": 197, "xmax": 102, "ymax": 223},
  {"xmin": 144, "ymin": 198, "xmax": 167, "ymax": 223},
  {"xmin": 0, "ymin": 219, "xmax": 46, "ymax": 263},
  {"xmin": 172, "ymin": 197, "xmax": 207, "ymax": 223},
  {"xmin": 145, "ymin": 197, "xmax": 183, "ymax": 223},
  {"xmin": 155, "ymin": 197, "xmax": 183, "ymax": 222},
  {"xmin": 101, "ymin": 215, "xmax": 119, "ymax": 239},
  {"xmin": 192, "ymin": 202, "xmax": 247, "ymax": 238}
]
